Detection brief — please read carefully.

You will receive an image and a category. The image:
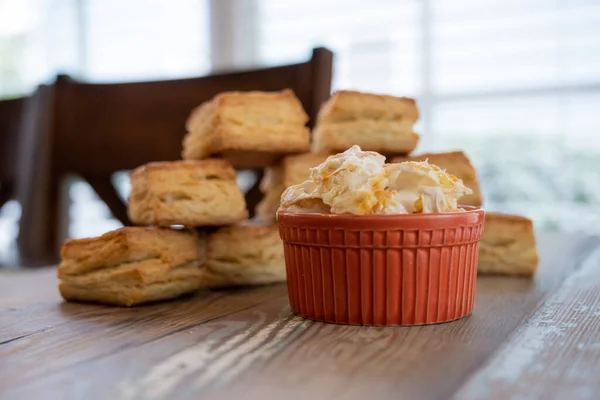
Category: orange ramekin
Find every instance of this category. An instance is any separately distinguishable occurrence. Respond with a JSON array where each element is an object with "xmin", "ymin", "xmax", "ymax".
[{"xmin": 278, "ymin": 207, "xmax": 485, "ymax": 326}]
